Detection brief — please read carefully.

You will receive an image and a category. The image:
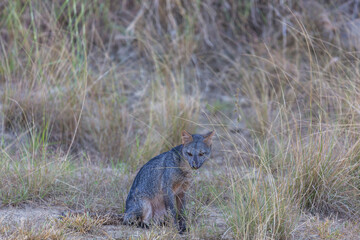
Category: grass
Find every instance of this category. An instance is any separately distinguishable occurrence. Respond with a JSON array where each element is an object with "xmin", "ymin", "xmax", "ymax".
[
  {"xmin": 0, "ymin": 218, "xmax": 65, "ymax": 240},
  {"xmin": 225, "ymin": 168, "xmax": 298, "ymax": 239},
  {"xmin": 0, "ymin": 126, "xmax": 73, "ymax": 205},
  {"xmin": 56, "ymin": 213, "xmax": 106, "ymax": 234},
  {"xmin": 1, "ymin": 0, "xmax": 360, "ymax": 239}
]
